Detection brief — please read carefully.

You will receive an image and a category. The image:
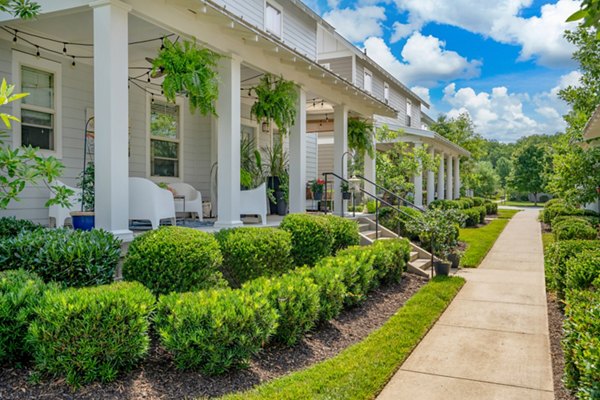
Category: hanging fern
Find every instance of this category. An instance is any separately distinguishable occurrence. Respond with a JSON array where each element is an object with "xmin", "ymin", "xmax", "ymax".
[
  {"xmin": 250, "ymin": 74, "xmax": 297, "ymax": 136},
  {"xmin": 348, "ymin": 118, "xmax": 375, "ymax": 158},
  {"xmin": 152, "ymin": 38, "xmax": 220, "ymax": 116}
]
